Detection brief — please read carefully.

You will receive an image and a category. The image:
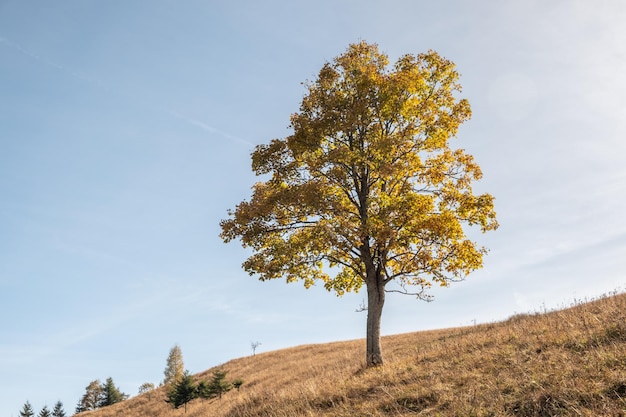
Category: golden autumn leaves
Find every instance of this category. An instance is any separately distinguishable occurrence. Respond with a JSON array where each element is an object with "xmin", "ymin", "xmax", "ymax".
[{"xmin": 220, "ymin": 41, "xmax": 498, "ymax": 366}]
